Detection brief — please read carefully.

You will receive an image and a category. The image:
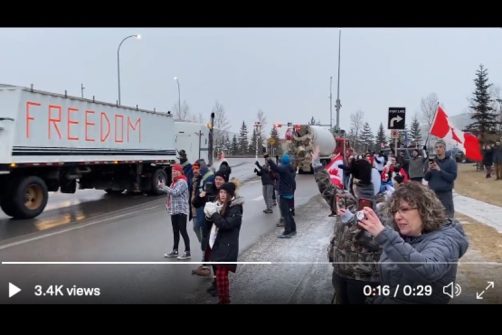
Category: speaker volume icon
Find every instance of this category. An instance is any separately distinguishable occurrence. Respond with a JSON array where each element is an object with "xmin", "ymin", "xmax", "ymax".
[{"xmin": 442, "ymin": 282, "xmax": 462, "ymax": 298}]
